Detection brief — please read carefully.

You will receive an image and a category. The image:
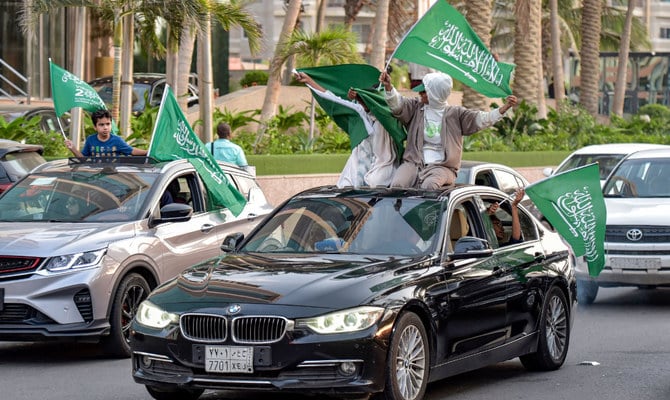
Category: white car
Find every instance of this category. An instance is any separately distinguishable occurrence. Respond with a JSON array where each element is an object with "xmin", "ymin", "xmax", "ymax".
[
  {"xmin": 543, "ymin": 143, "xmax": 669, "ymax": 186},
  {"xmin": 575, "ymin": 148, "xmax": 670, "ymax": 304}
]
